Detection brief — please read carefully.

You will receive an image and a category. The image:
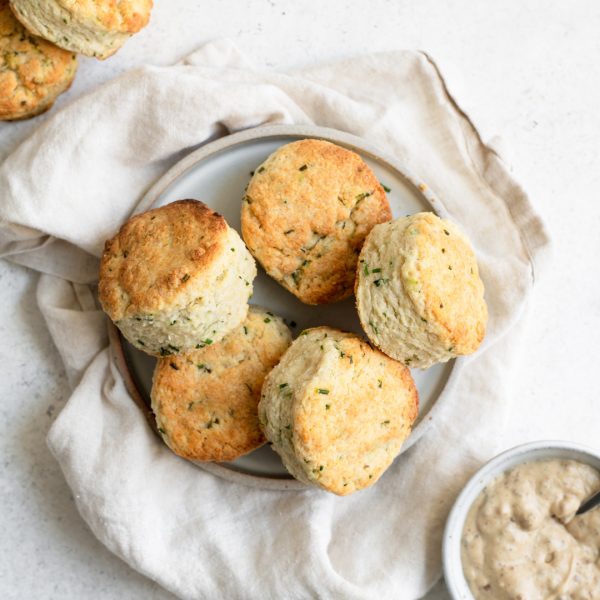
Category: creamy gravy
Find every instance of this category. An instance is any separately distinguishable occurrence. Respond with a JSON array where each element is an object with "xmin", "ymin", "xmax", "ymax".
[{"xmin": 461, "ymin": 459, "xmax": 600, "ymax": 600}]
